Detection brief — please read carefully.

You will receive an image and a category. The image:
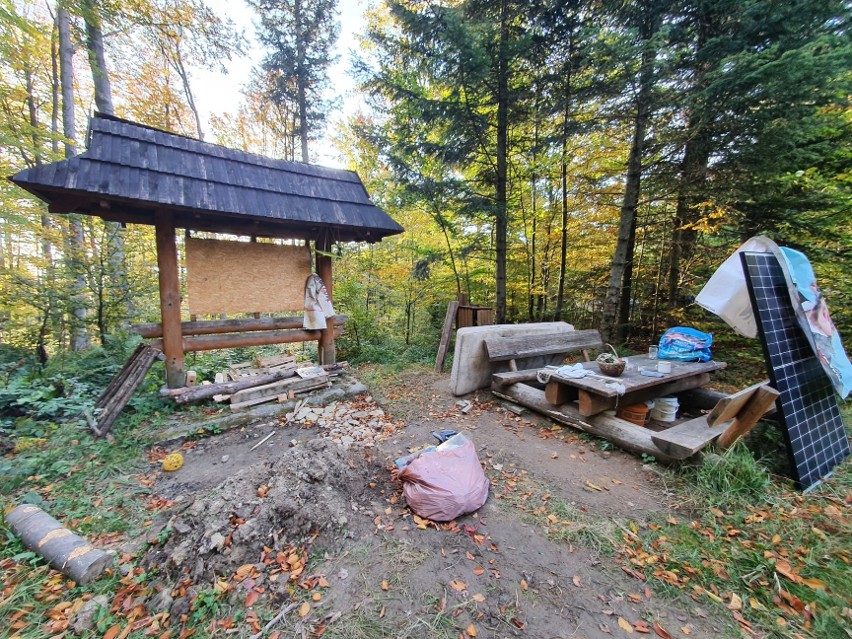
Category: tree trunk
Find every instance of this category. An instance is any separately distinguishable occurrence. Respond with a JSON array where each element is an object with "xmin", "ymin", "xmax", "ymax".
[
  {"xmin": 82, "ymin": 0, "xmax": 114, "ymax": 114},
  {"xmin": 494, "ymin": 0, "xmax": 509, "ymax": 323},
  {"xmin": 58, "ymin": 5, "xmax": 90, "ymax": 351},
  {"xmin": 601, "ymin": 15, "xmax": 656, "ymax": 343},
  {"xmin": 295, "ymin": 0, "xmax": 309, "ymax": 163}
]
